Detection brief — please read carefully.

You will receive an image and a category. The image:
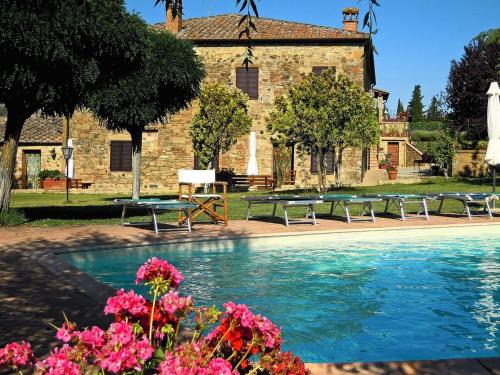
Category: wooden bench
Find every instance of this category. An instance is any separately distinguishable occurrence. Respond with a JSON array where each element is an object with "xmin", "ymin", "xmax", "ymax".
[{"xmin": 232, "ymin": 175, "xmax": 276, "ymax": 190}]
